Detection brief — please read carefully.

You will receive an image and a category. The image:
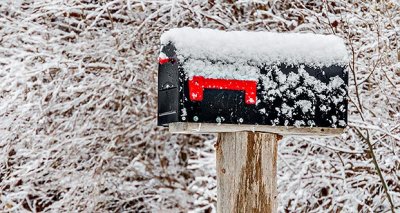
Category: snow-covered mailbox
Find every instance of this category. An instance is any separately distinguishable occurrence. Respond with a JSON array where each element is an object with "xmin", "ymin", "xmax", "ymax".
[
  {"xmin": 158, "ymin": 28, "xmax": 349, "ymax": 212},
  {"xmin": 158, "ymin": 28, "xmax": 348, "ymax": 135}
]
